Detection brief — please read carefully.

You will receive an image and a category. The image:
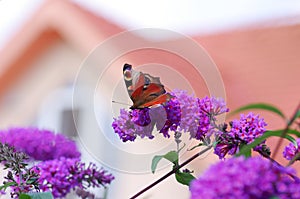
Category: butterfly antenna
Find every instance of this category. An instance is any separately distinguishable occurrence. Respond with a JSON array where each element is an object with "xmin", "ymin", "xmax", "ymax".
[{"xmin": 112, "ymin": 100, "xmax": 131, "ymax": 106}]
